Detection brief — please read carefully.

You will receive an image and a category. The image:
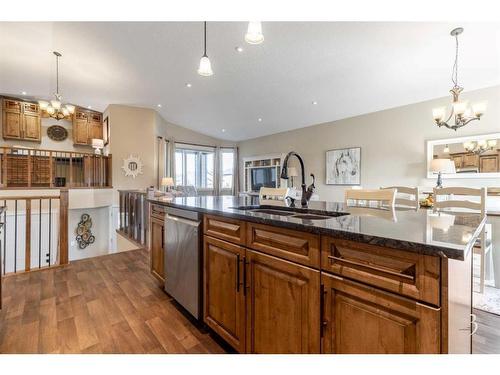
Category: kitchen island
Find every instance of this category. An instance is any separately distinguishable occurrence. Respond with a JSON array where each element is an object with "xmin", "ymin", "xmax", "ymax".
[{"xmin": 147, "ymin": 195, "xmax": 485, "ymax": 354}]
